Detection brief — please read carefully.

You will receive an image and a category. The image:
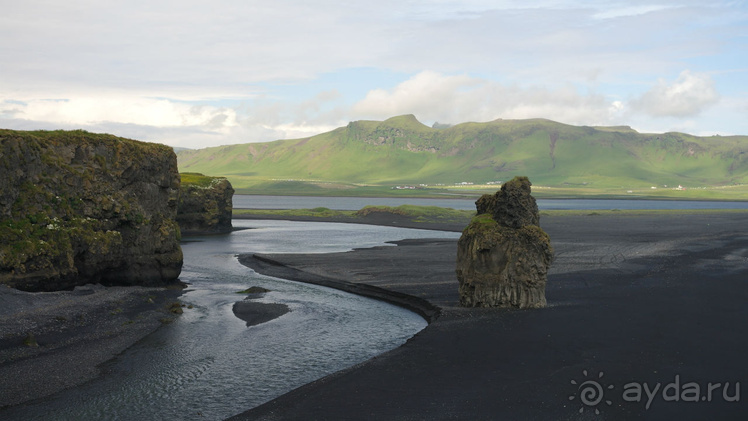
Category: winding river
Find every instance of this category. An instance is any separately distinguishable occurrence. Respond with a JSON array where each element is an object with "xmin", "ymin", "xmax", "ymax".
[{"xmin": 4, "ymin": 220, "xmax": 460, "ymax": 420}]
